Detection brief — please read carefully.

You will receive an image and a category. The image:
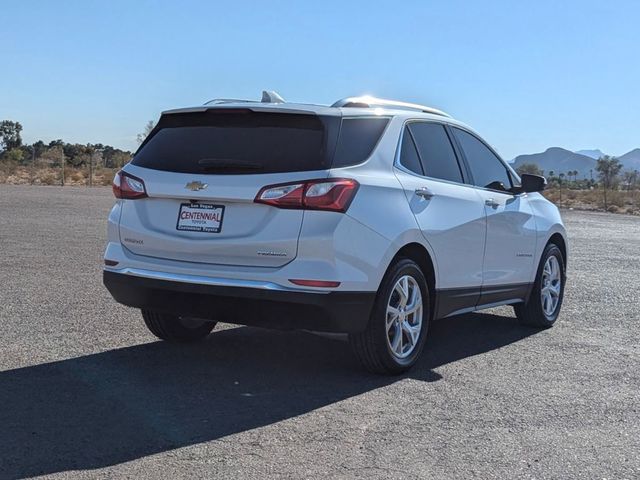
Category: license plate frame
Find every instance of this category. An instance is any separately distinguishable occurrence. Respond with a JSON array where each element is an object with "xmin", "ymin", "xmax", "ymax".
[{"xmin": 176, "ymin": 203, "xmax": 225, "ymax": 234}]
